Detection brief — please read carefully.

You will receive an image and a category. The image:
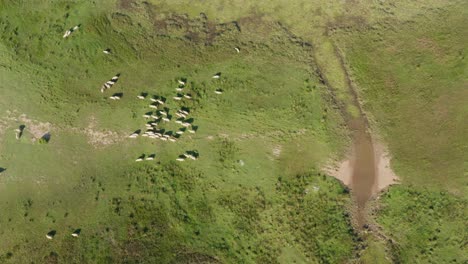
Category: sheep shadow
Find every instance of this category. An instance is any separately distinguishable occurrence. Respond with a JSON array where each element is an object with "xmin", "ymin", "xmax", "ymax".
[
  {"xmin": 186, "ymin": 150, "xmax": 199, "ymax": 158},
  {"xmin": 47, "ymin": 230, "xmax": 56, "ymax": 238},
  {"xmin": 41, "ymin": 132, "xmax": 51, "ymax": 143}
]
